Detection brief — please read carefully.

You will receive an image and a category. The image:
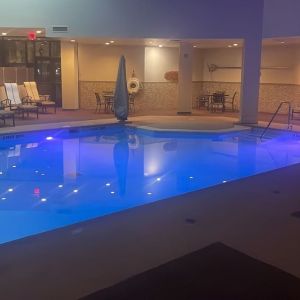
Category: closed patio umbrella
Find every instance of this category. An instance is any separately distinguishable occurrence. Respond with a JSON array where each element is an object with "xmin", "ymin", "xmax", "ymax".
[{"xmin": 114, "ymin": 55, "xmax": 129, "ymax": 121}]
